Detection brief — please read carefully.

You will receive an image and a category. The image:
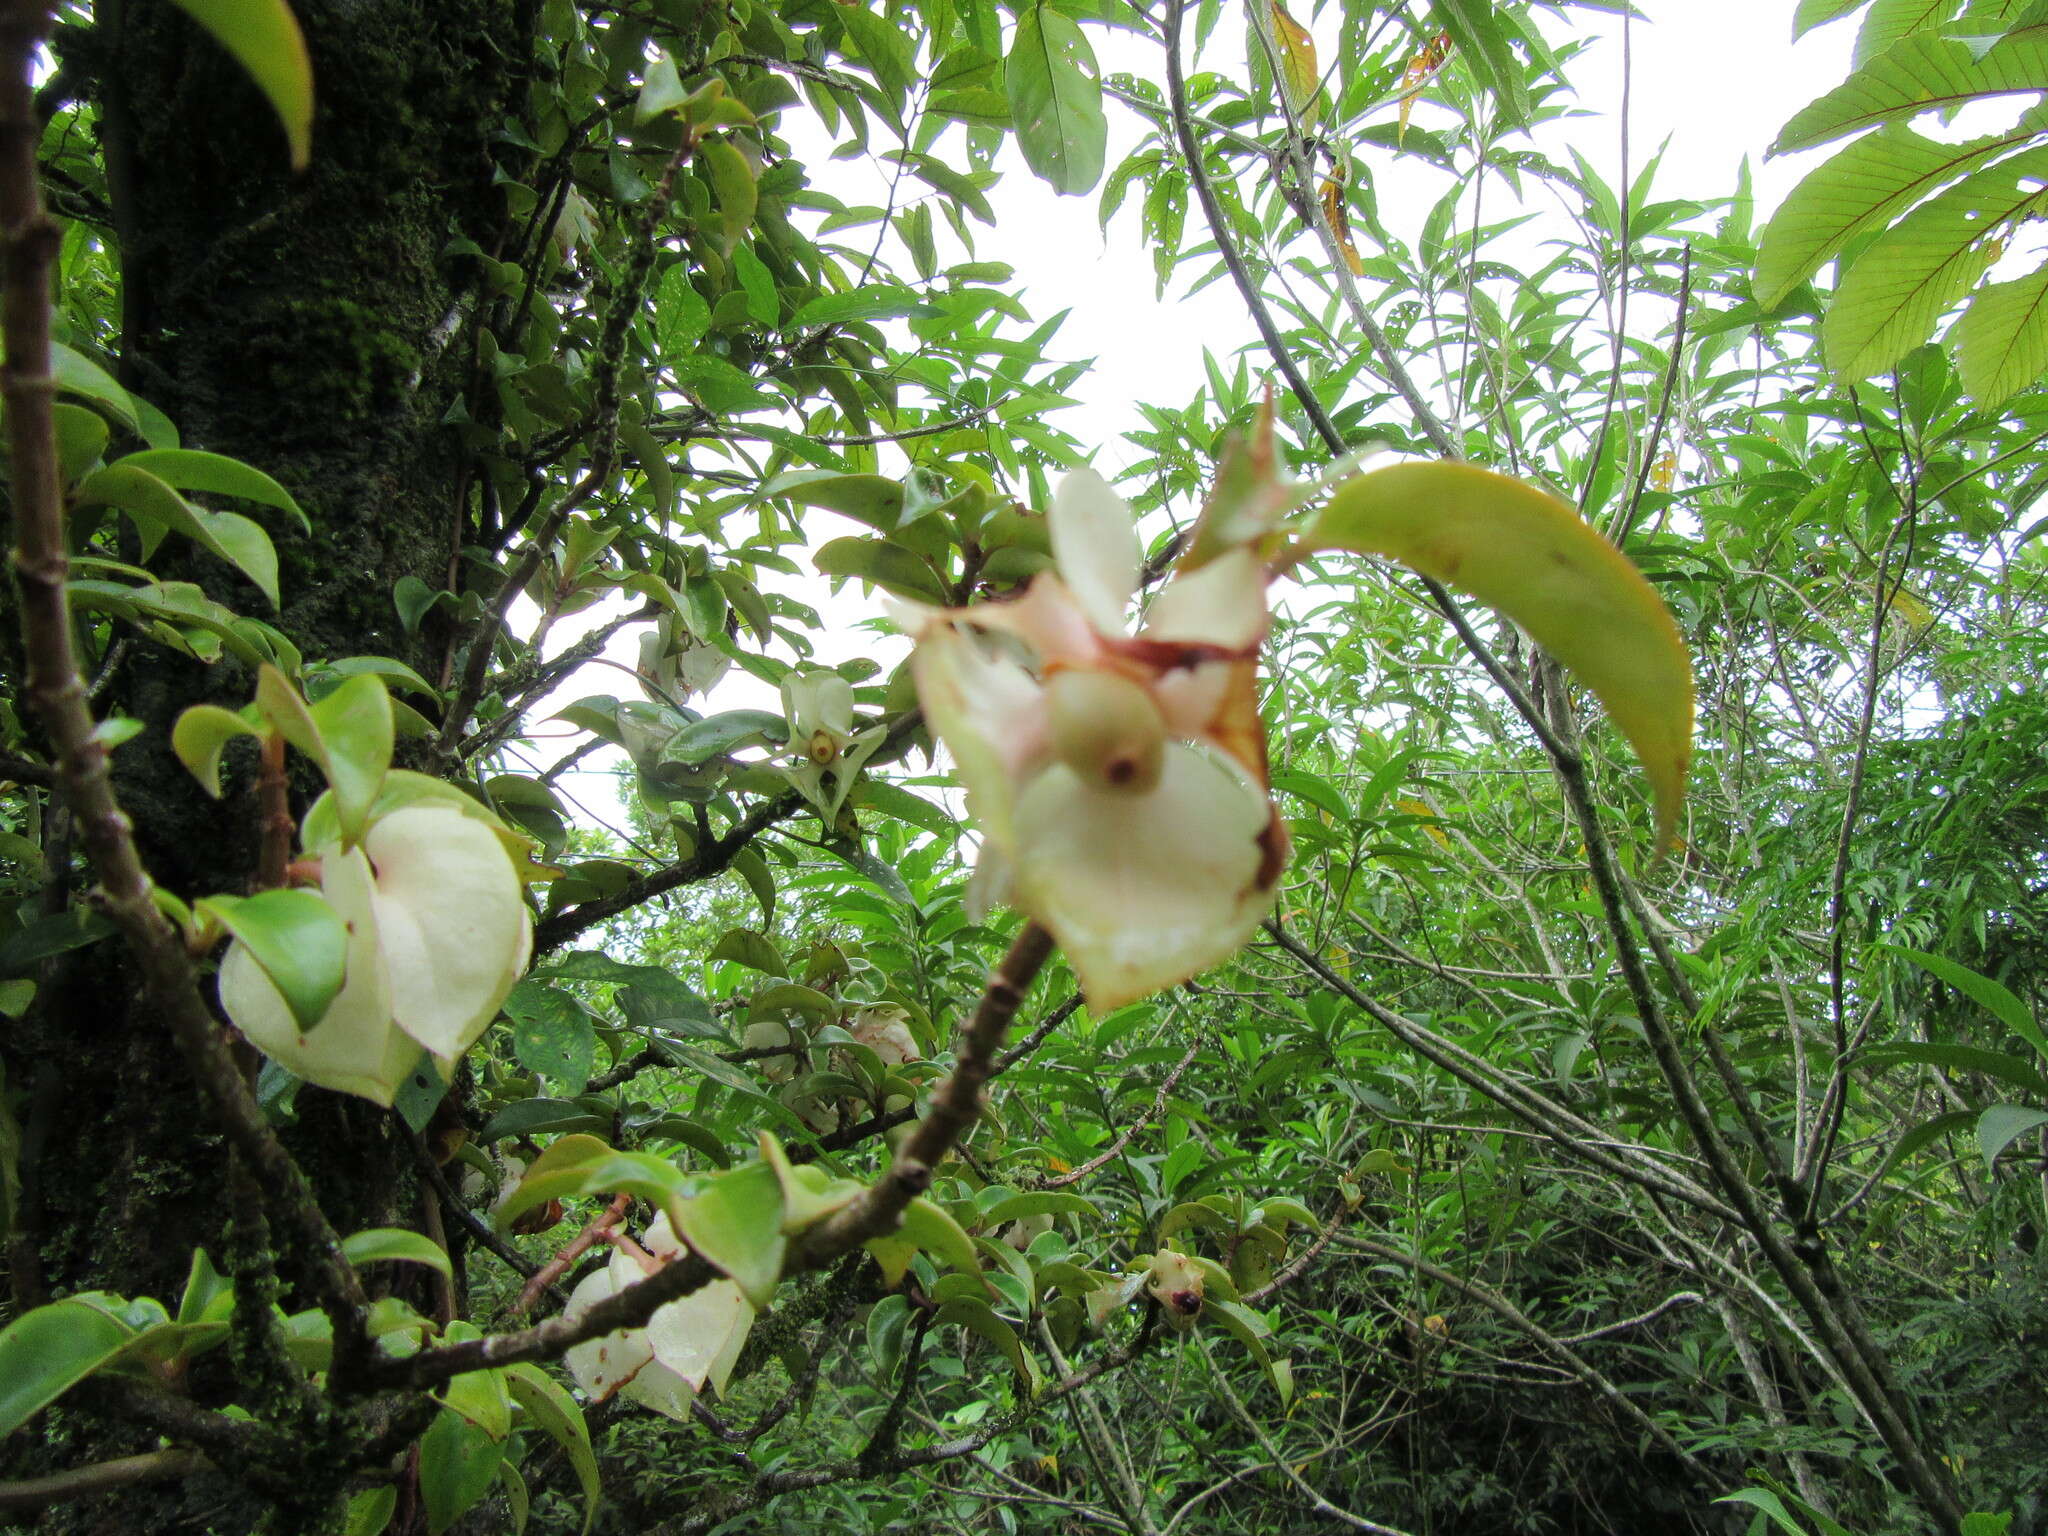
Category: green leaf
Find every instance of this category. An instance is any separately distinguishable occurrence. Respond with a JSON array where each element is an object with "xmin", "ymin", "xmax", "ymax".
[
  {"xmin": 675, "ymin": 1160, "xmax": 787, "ymax": 1306},
  {"xmin": 1755, "ymin": 123, "xmax": 2036, "ymax": 308},
  {"xmin": 748, "ymin": 982, "xmax": 838, "ymax": 1023},
  {"xmin": 1305, "ymin": 462, "xmax": 1694, "ymax": 855},
  {"xmin": 1978, "ymin": 1104, "xmax": 2048, "ymax": 1171},
  {"xmin": 852, "ymin": 781, "xmax": 957, "ymax": 840},
  {"xmin": 814, "ymin": 535, "xmax": 949, "ymax": 603},
  {"xmin": 117, "ymin": 448, "xmax": 309, "ymax": 531},
  {"xmin": 0, "ymin": 1296, "xmax": 142, "ymax": 1439},
  {"xmin": 196, "ymin": 889, "xmax": 347, "ymax": 1030},
  {"xmin": 1822, "ymin": 151, "xmax": 2048, "ymax": 380},
  {"xmin": 0, "ymin": 909, "xmax": 115, "ymax": 977},
  {"xmin": 75, "ymin": 463, "xmax": 281, "ymax": 607},
  {"xmin": 504, "ymin": 982, "xmax": 597, "ymax": 1094},
  {"xmin": 167, "ymin": 0, "xmax": 314, "ymax": 169},
  {"xmin": 982, "ymin": 1191, "xmax": 1097, "ymax": 1226},
  {"xmin": 506, "ymin": 1364, "xmax": 598, "ymax": 1535},
  {"xmin": 1006, "ymin": 3, "xmax": 1107, "ymax": 195},
  {"xmin": 48, "ymin": 343, "xmax": 140, "ymax": 433},
  {"xmin": 667, "ymin": 709, "xmax": 788, "ymax": 765},
  {"xmin": 710, "ymin": 928, "xmax": 786, "ymax": 976},
  {"xmin": 789, "ymin": 289, "xmax": 943, "ymax": 329},
  {"xmin": 703, "ymin": 138, "xmax": 757, "ymax": 252},
  {"xmin": 836, "ymin": 2, "xmax": 917, "ymax": 104},
  {"xmin": 343, "ymin": 1487, "xmax": 398, "ymax": 1536},
  {"xmin": 1773, "ymin": 32, "xmax": 2048, "ymax": 154},
  {"xmin": 636, "ymin": 51, "xmax": 688, "ymax": 123},
  {"xmin": 1793, "ymin": 0, "xmax": 1871, "ymax": 38},
  {"xmin": 342, "ymin": 1226, "xmax": 455, "ymax": 1279},
  {"xmin": 171, "ymin": 703, "xmax": 262, "ymax": 798},
  {"xmin": 419, "ymin": 1407, "xmax": 504, "ymax": 1535},
  {"xmin": 53, "ymin": 403, "xmax": 109, "ymax": 484},
  {"xmin": 1955, "ymin": 261, "xmax": 2048, "ymax": 401},
  {"xmin": 307, "ymin": 672, "xmax": 396, "ymax": 846},
  {"xmin": 438, "ymin": 1364, "xmax": 512, "ymax": 1440},
  {"xmin": 1427, "ymin": 0, "xmax": 1531, "ymax": 128},
  {"xmin": 762, "ymin": 469, "xmax": 907, "ymax": 532},
  {"xmin": 1862, "ymin": 1042, "xmax": 2048, "ymax": 1099},
  {"xmin": 875, "ymin": 1195, "xmax": 982, "ymax": 1286},
  {"xmin": 1882, "ymin": 945, "xmax": 2048, "ymax": 1060},
  {"xmin": 478, "ymin": 1099, "xmax": 612, "ymax": 1143},
  {"xmin": 935, "ymin": 1296, "xmax": 1041, "ymax": 1395}
]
